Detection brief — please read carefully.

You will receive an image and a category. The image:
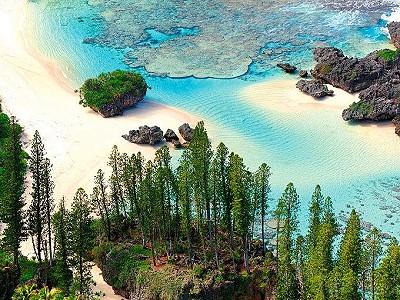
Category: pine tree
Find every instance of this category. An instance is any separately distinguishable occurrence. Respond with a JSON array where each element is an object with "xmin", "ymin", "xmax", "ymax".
[
  {"xmin": 254, "ymin": 163, "xmax": 271, "ymax": 255},
  {"xmin": 52, "ymin": 198, "xmax": 72, "ymax": 293},
  {"xmin": 69, "ymin": 188, "xmax": 94, "ymax": 298},
  {"xmin": 42, "ymin": 158, "xmax": 55, "ymax": 265},
  {"xmin": 335, "ymin": 209, "xmax": 362, "ymax": 300},
  {"xmin": 362, "ymin": 227, "xmax": 382, "ymax": 300},
  {"xmin": 177, "ymin": 150, "xmax": 193, "ymax": 266},
  {"xmin": 307, "ymin": 185, "xmax": 323, "ymax": 253},
  {"xmin": 375, "ymin": 238, "xmax": 400, "ymax": 300},
  {"xmin": 275, "ymin": 183, "xmax": 299, "ymax": 300},
  {"xmin": 108, "ymin": 145, "xmax": 126, "ymax": 218},
  {"xmin": 91, "ymin": 169, "xmax": 112, "ymax": 241},
  {"xmin": 188, "ymin": 121, "xmax": 212, "ymax": 241},
  {"xmin": 0, "ymin": 116, "xmax": 26, "ymax": 274},
  {"xmin": 229, "ymin": 153, "xmax": 252, "ymax": 272},
  {"xmin": 28, "ymin": 131, "xmax": 46, "ymax": 264}
]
